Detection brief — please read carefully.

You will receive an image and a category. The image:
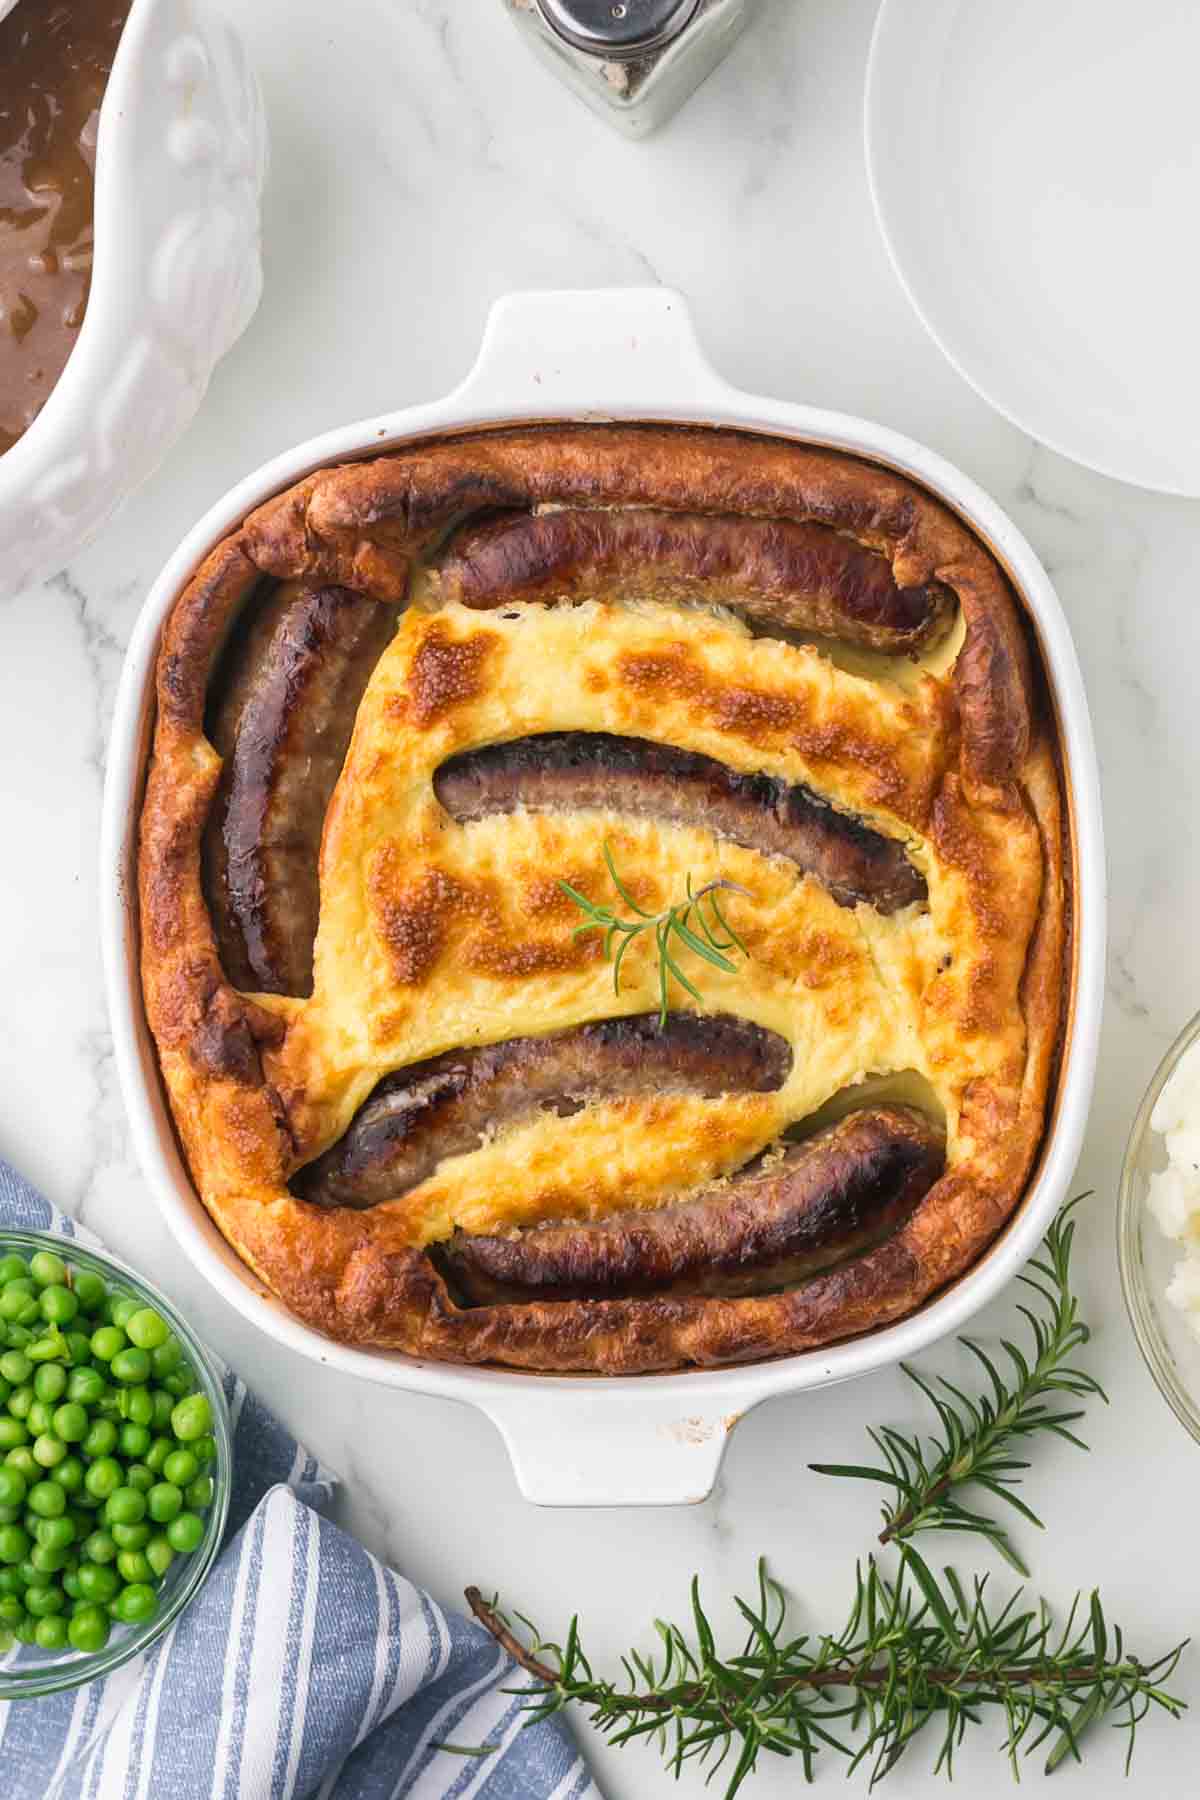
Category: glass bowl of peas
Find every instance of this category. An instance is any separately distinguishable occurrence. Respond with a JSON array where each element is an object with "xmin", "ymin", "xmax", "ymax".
[{"xmin": 0, "ymin": 1230, "xmax": 231, "ymax": 1697}]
